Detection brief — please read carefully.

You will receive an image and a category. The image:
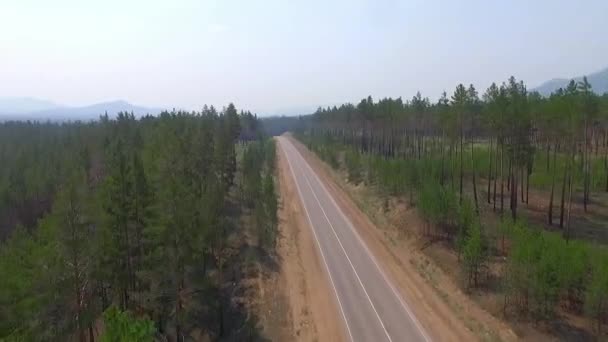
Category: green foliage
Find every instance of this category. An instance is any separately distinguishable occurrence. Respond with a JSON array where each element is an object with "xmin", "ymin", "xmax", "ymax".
[
  {"xmin": 501, "ymin": 220, "xmax": 607, "ymax": 322},
  {"xmin": 302, "ymin": 133, "xmax": 340, "ymax": 169},
  {"xmin": 263, "ymin": 172, "xmax": 279, "ymax": 246},
  {"xmin": 0, "ymin": 226, "xmax": 41, "ymax": 339},
  {"xmin": 529, "ymin": 233, "xmax": 563, "ymax": 319},
  {"xmin": 101, "ymin": 306, "xmax": 155, "ymax": 342},
  {"xmin": 418, "ymin": 180, "xmax": 457, "ymax": 232},
  {"xmin": 0, "ymin": 106, "xmax": 268, "ymax": 341},
  {"xmin": 456, "ymin": 198, "xmax": 475, "ymax": 253},
  {"xmin": 297, "ymin": 80, "xmax": 608, "ymax": 329},
  {"xmin": 462, "ymin": 221, "xmax": 486, "ymax": 288},
  {"xmin": 418, "ymin": 181, "xmax": 441, "ymax": 225},
  {"xmin": 585, "ymin": 248, "xmax": 608, "ymax": 331},
  {"xmin": 241, "ymin": 138, "xmax": 279, "ymax": 250},
  {"xmin": 344, "ymin": 149, "xmax": 362, "ymax": 183}
]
